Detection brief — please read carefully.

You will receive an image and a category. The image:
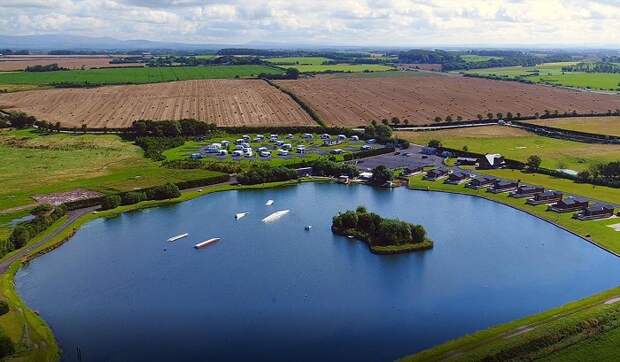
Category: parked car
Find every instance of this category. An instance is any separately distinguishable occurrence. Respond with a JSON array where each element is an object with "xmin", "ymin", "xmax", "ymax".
[
  {"xmin": 232, "ymin": 150, "xmax": 244, "ymax": 157},
  {"xmin": 278, "ymin": 149, "xmax": 289, "ymax": 156},
  {"xmin": 361, "ymin": 145, "xmax": 371, "ymax": 151},
  {"xmin": 260, "ymin": 151, "xmax": 271, "ymax": 158},
  {"xmin": 331, "ymin": 149, "xmax": 344, "ymax": 154}
]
